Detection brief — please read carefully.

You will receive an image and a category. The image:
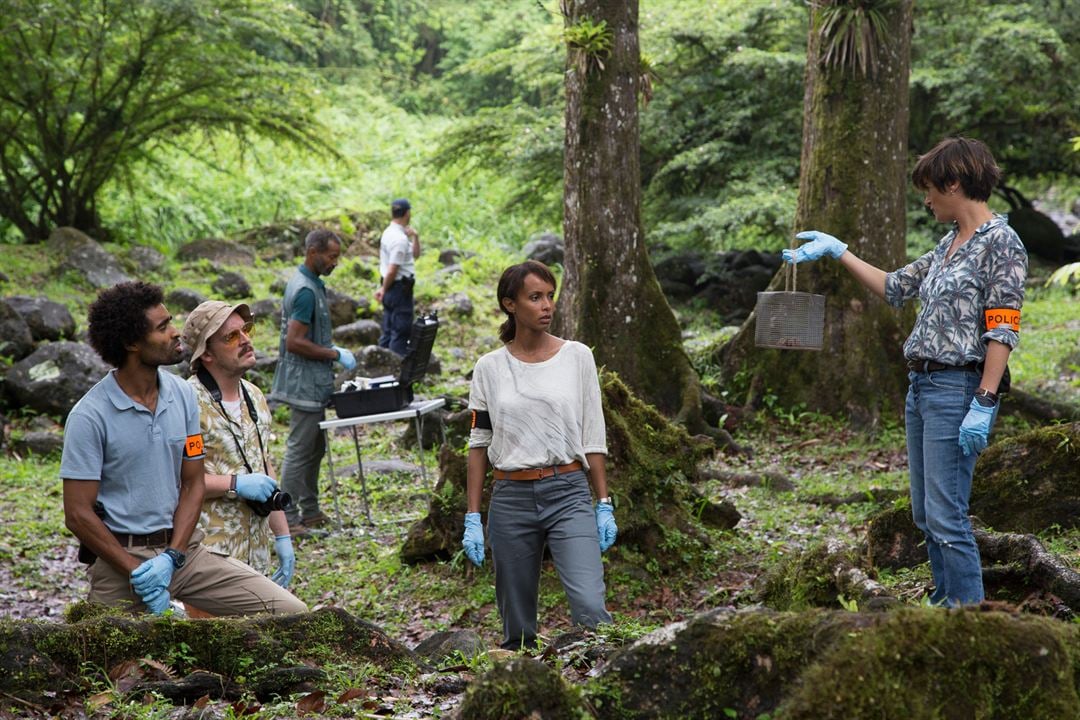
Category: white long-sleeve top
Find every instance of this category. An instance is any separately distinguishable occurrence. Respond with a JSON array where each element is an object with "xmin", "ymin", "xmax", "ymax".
[{"xmin": 468, "ymin": 341, "xmax": 607, "ymax": 471}]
